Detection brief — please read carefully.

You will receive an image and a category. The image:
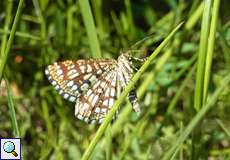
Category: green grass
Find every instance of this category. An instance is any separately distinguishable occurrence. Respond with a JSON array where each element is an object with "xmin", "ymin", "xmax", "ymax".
[
  {"xmin": 0, "ymin": 0, "xmax": 230, "ymax": 159},
  {"xmin": 194, "ymin": 0, "xmax": 212, "ymax": 111},
  {"xmin": 81, "ymin": 22, "xmax": 183, "ymax": 160},
  {"xmin": 0, "ymin": 0, "xmax": 24, "ymax": 81},
  {"xmin": 162, "ymin": 72, "xmax": 230, "ymax": 160},
  {"xmin": 79, "ymin": 0, "xmax": 101, "ymax": 58},
  {"xmin": 6, "ymin": 80, "xmax": 20, "ymax": 138},
  {"xmin": 203, "ymin": 0, "xmax": 220, "ymax": 103}
]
